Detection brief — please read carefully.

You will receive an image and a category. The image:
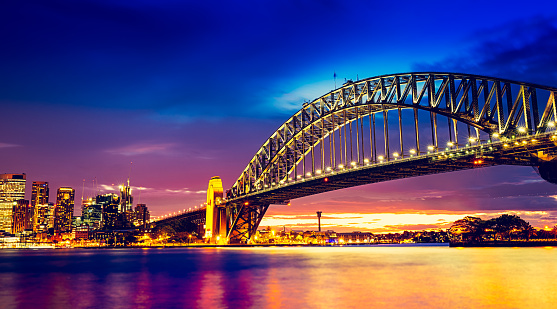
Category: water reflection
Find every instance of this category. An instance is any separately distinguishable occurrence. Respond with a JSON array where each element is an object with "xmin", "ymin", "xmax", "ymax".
[{"xmin": 0, "ymin": 246, "xmax": 556, "ymax": 308}]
